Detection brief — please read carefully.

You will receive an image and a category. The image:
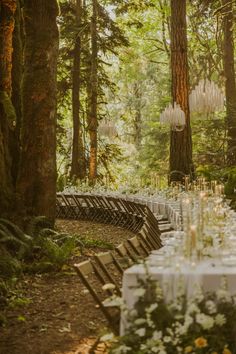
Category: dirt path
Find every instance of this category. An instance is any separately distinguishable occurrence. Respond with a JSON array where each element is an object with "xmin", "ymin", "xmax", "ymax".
[{"xmin": 0, "ymin": 220, "xmax": 134, "ymax": 354}]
